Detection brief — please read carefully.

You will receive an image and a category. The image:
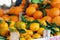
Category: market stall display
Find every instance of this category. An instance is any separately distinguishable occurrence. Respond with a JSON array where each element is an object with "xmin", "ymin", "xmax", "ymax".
[{"xmin": 0, "ymin": 0, "xmax": 60, "ymax": 40}]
